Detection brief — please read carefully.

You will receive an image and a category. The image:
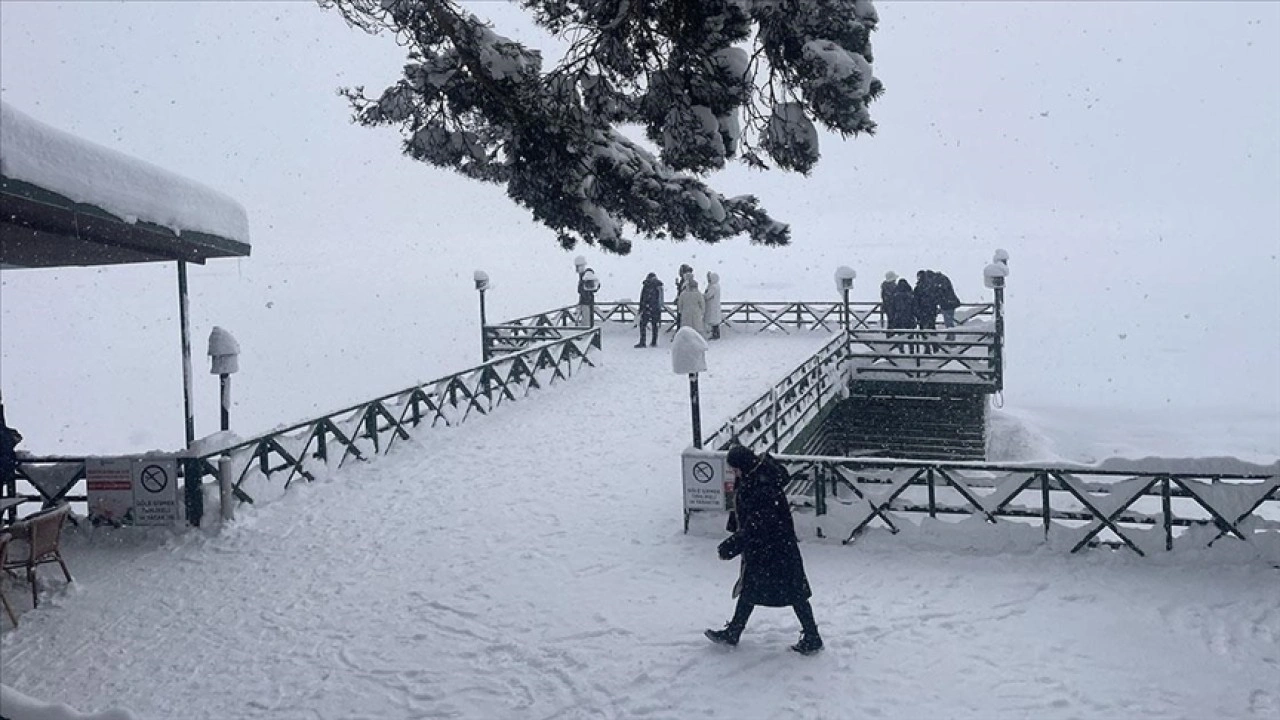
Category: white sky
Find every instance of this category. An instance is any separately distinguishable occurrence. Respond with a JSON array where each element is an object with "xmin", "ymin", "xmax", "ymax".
[{"xmin": 1, "ymin": 1, "xmax": 1278, "ymax": 452}]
